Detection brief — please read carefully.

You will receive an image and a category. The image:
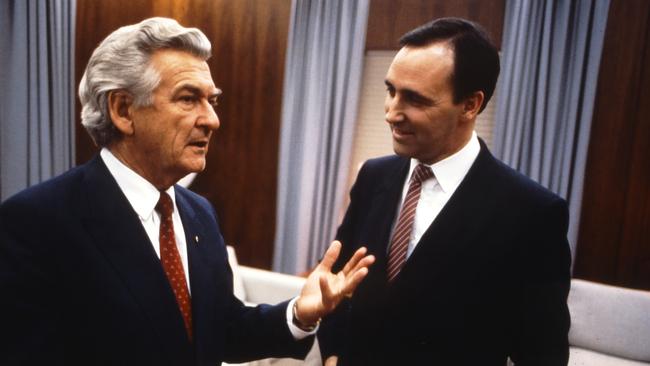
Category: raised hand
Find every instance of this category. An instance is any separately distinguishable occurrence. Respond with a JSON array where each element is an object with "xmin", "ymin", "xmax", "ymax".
[{"xmin": 294, "ymin": 241, "xmax": 375, "ymax": 326}]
